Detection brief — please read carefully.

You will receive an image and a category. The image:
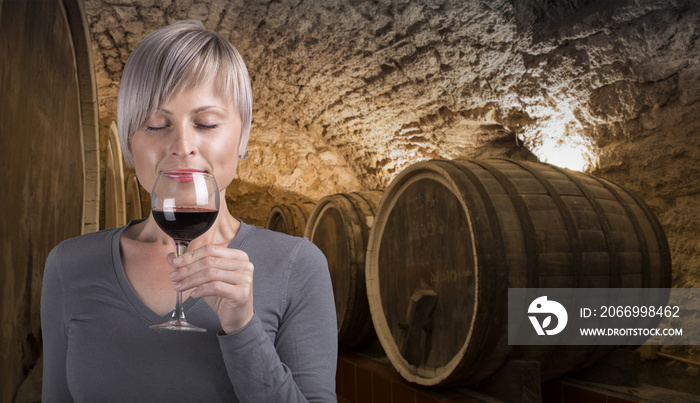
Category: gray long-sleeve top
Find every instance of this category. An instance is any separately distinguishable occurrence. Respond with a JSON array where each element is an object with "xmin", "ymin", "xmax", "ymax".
[{"xmin": 41, "ymin": 221, "xmax": 337, "ymax": 402}]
